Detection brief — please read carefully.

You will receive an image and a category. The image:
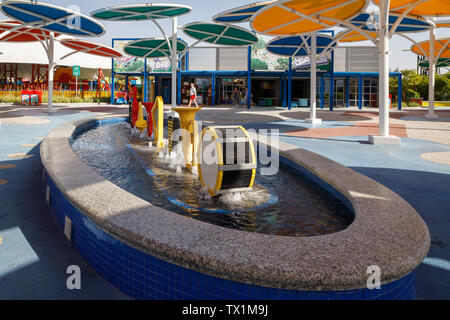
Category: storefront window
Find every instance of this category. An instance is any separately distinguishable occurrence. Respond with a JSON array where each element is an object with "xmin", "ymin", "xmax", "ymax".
[
  {"xmin": 363, "ymin": 79, "xmax": 378, "ymax": 108},
  {"xmin": 323, "ymin": 79, "xmax": 330, "ymax": 108},
  {"xmin": 334, "ymin": 79, "xmax": 345, "ymax": 107},
  {"xmin": 219, "ymin": 78, "xmax": 247, "ymax": 105},
  {"xmin": 348, "ymin": 78, "xmax": 359, "ymax": 107},
  {"xmin": 181, "ymin": 77, "xmax": 212, "ymax": 105}
]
